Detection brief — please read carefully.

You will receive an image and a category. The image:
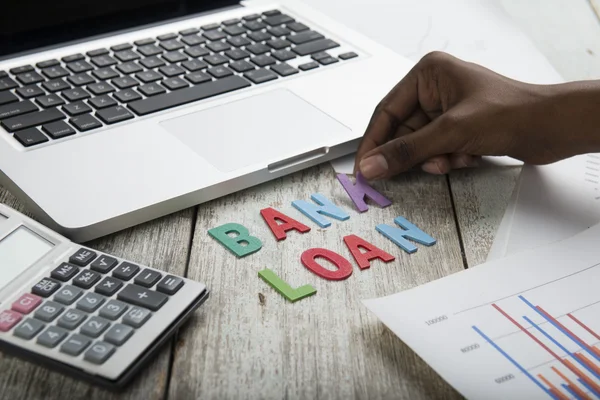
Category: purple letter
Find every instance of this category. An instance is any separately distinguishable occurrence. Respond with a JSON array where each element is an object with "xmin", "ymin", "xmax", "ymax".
[{"xmin": 336, "ymin": 173, "xmax": 392, "ymax": 212}]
